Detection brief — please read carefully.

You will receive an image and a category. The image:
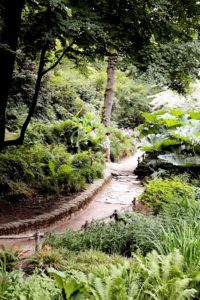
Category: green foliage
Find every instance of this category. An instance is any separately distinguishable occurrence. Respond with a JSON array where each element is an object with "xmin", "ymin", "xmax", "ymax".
[
  {"xmin": 79, "ymin": 162, "xmax": 104, "ymax": 183},
  {"xmin": 49, "ymin": 261, "xmax": 138, "ymax": 300},
  {"xmin": 1, "ymin": 111, "xmax": 135, "ymax": 199},
  {"xmin": 136, "ymin": 109, "xmax": 200, "ymax": 178},
  {"xmin": 144, "ymin": 41, "xmax": 200, "ymax": 93},
  {"xmin": 2, "ymin": 247, "xmax": 200, "ymax": 300},
  {"xmin": 0, "ymin": 142, "xmax": 104, "ymax": 199},
  {"xmin": 49, "ymin": 61, "xmax": 106, "ymax": 116},
  {"xmin": 43, "ymin": 192, "xmax": 200, "ymax": 298},
  {"xmin": 64, "ymin": 250, "xmax": 126, "ymax": 274},
  {"xmin": 30, "ymin": 247, "xmax": 125, "ymax": 274},
  {"xmin": 0, "ymin": 246, "xmax": 24, "ymax": 272},
  {"xmin": 31, "ymin": 247, "xmax": 66, "ymax": 271},
  {"xmin": 3, "ymin": 188, "xmax": 200, "ymax": 299},
  {"xmin": 49, "ymin": 249, "xmax": 200, "ymax": 300},
  {"xmin": 158, "ymin": 153, "xmax": 200, "ymax": 167},
  {"xmin": 134, "ymin": 249, "xmax": 198, "ymax": 300},
  {"xmin": 6, "ymin": 58, "xmax": 103, "ymax": 131},
  {"xmin": 0, "ymin": 270, "xmax": 59, "ymax": 300},
  {"xmin": 0, "ymin": 256, "xmax": 10, "ymax": 298},
  {"xmin": 156, "ymin": 218, "xmax": 200, "ymax": 271},
  {"xmin": 138, "ymin": 177, "xmax": 196, "ymax": 213},
  {"xmin": 112, "ymin": 71, "xmax": 151, "ymax": 128},
  {"xmin": 44, "ymin": 212, "xmax": 160, "ymax": 256},
  {"xmin": 110, "ymin": 128, "xmax": 136, "ymax": 162},
  {"xmin": 26, "ymin": 115, "xmax": 105, "ymax": 153}
]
